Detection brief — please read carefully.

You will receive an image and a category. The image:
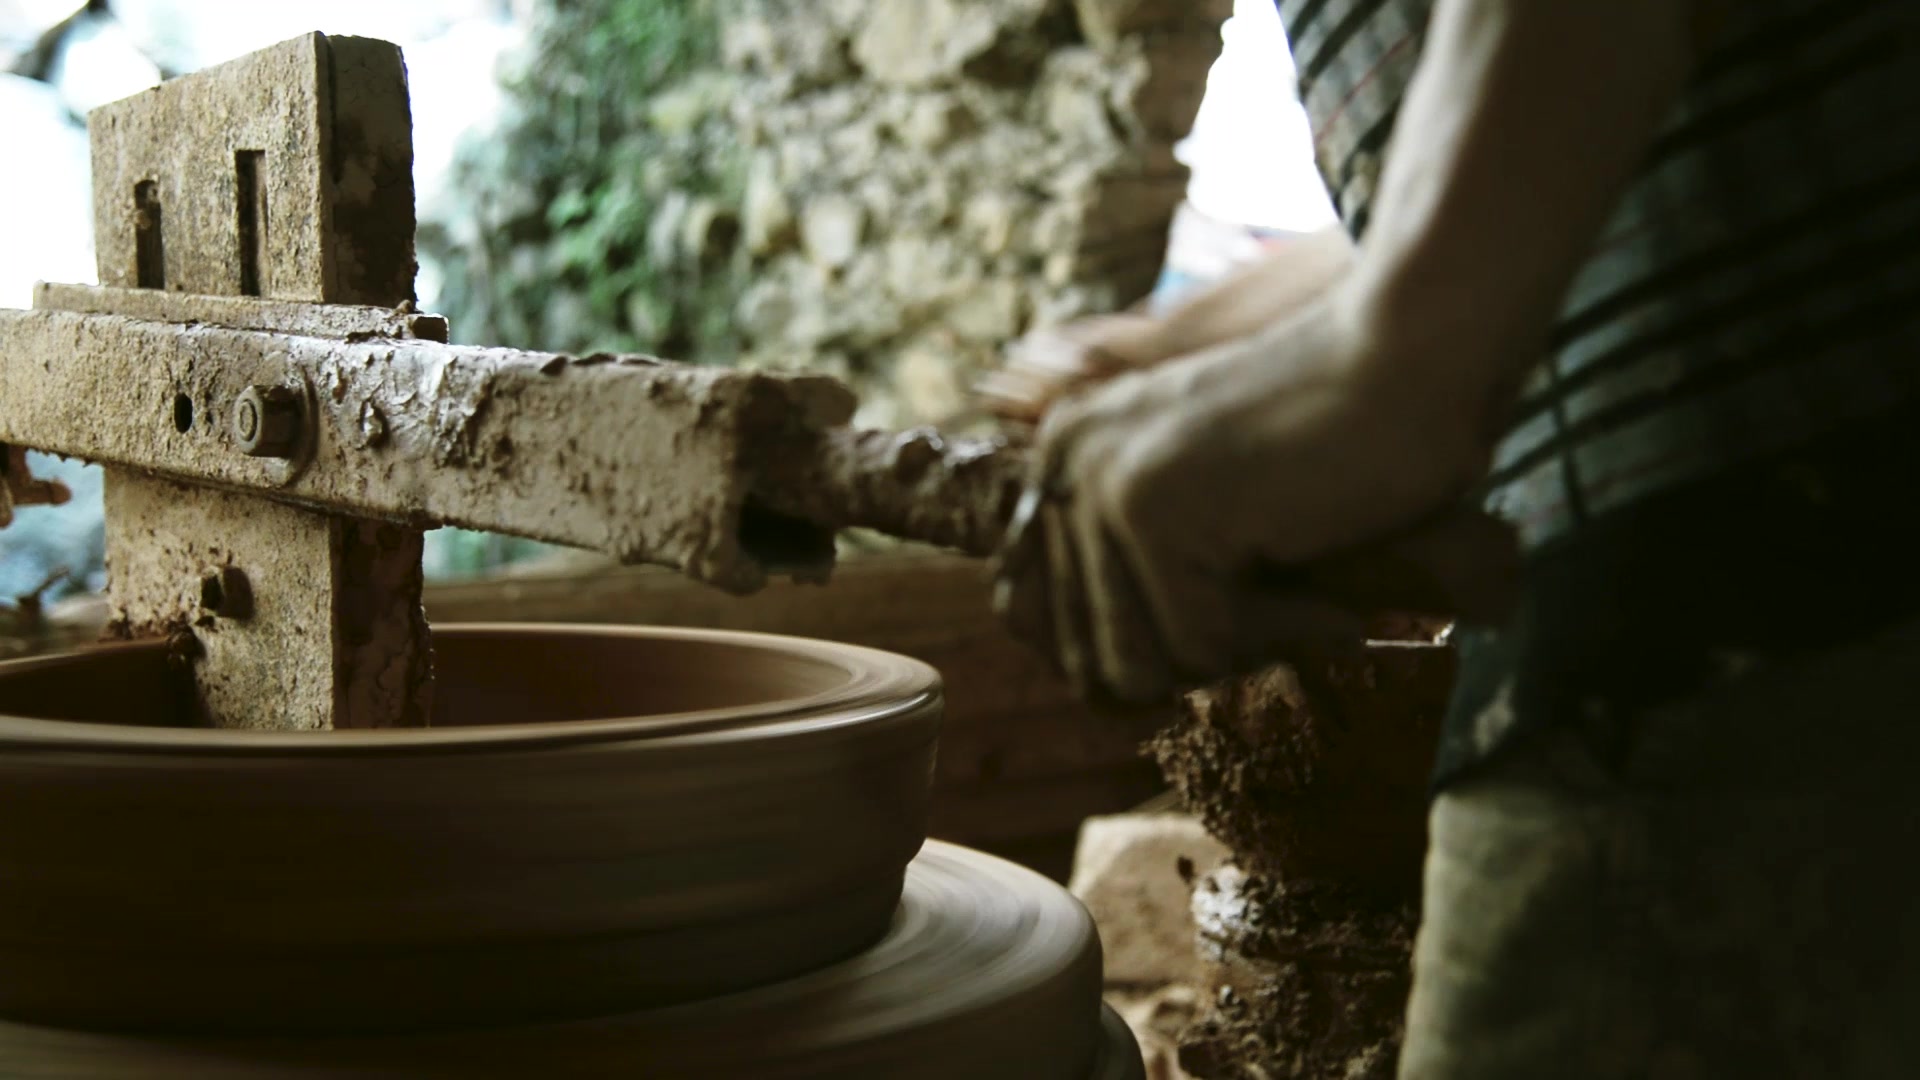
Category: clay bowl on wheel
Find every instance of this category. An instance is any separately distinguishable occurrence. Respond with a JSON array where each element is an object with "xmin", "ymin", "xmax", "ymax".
[{"xmin": 0, "ymin": 625, "xmax": 940, "ymax": 1036}]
